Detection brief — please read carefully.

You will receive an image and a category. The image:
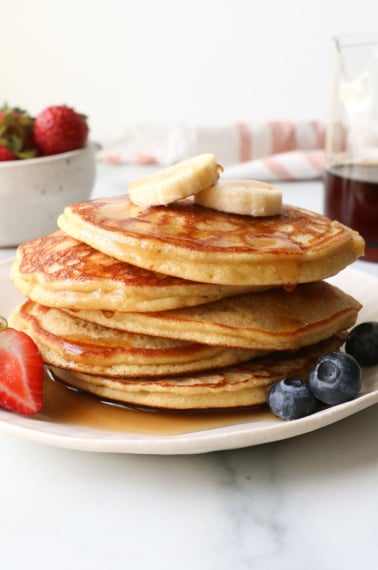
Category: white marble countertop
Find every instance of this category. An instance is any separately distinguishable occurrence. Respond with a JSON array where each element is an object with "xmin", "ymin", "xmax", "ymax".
[{"xmin": 0, "ymin": 164, "xmax": 377, "ymax": 570}]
